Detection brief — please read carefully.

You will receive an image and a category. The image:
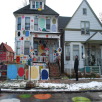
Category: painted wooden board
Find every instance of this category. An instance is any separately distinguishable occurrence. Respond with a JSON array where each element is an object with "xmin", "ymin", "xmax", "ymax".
[
  {"xmin": 41, "ymin": 69, "xmax": 49, "ymax": 80},
  {"xmin": 7, "ymin": 65, "xmax": 17, "ymax": 80},
  {"xmin": 31, "ymin": 66, "xmax": 39, "ymax": 80}
]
